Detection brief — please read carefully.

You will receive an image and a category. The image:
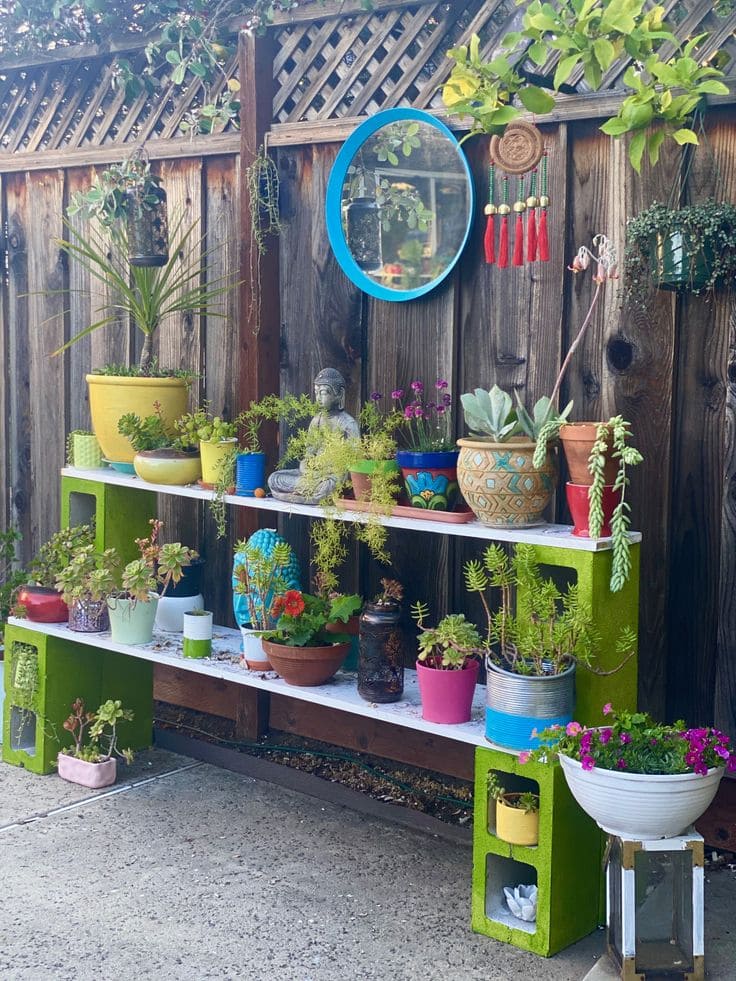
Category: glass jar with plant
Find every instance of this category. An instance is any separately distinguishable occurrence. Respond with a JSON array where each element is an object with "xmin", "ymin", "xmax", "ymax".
[
  {"xmin": 411, "ymin": 606, "xmax": 483, "ymax": 724},
  {"xmin": 523, "ymin": 704, "xmax": 736, "ymax": 840},
  {"xmin": 358, "ymin": 578, "xmax": 406, "ymax": 704},
  {"xmin": 58, "ymin": 697, "xmax": 135, "ymax": 789},
  {"xmin": 16, "ymin": 523, "xmax": 96, "ymax": 624},
  {"xmin": 465, "ymin": 543, "xmax": 637, "ymax": 749},
  {"xmin": 487, "ymin": 772, "xmax": 540, "ymax": 847},
  {"xmin": 117, "ymin": 405, "xmax": 201, "ymax": 486}
]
